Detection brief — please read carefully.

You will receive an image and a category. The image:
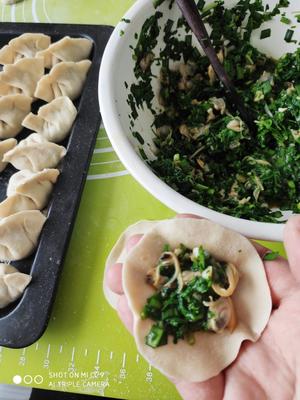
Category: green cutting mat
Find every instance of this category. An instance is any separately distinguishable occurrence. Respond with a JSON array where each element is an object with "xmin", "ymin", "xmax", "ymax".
[{"xmin": 0, "ymin": 2, "xmax": 285, "ymax": 399}]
